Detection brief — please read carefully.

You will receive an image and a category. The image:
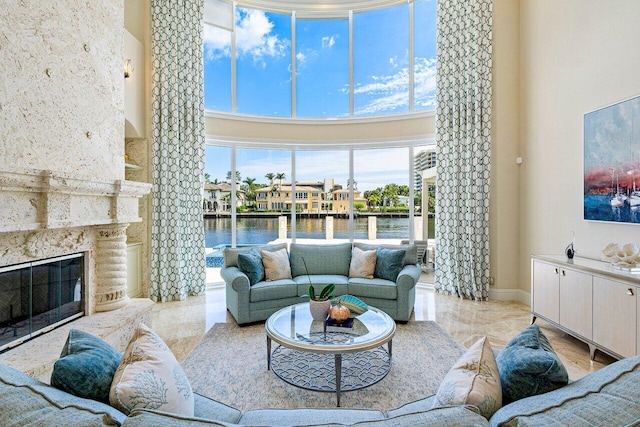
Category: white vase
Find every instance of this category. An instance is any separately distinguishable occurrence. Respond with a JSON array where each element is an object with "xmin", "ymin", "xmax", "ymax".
[{"xmin": 309, "ymin": 299, "xmax": 331, "ymax": 321}]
